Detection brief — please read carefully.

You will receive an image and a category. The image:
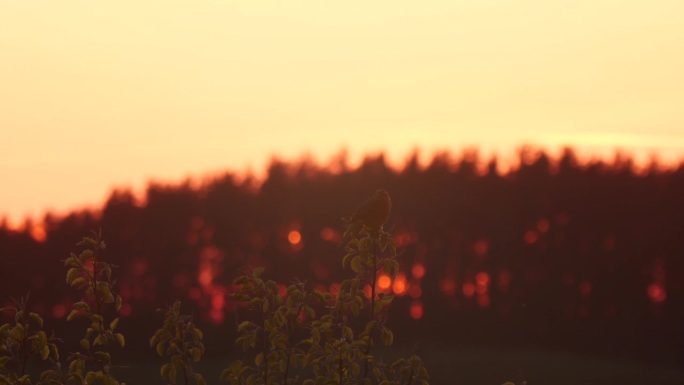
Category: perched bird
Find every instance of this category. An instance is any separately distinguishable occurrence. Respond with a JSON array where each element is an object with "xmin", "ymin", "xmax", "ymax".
[{"xmin": 347, "ymin": 189, "xmax": 392, "ymax": 236}]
